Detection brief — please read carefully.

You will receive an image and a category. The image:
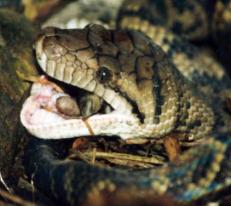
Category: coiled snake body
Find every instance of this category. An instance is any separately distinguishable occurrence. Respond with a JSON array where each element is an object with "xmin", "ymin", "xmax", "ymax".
[{"xmin": 21, "ymin": 1, "xmax": 231, "ymax": 205}]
